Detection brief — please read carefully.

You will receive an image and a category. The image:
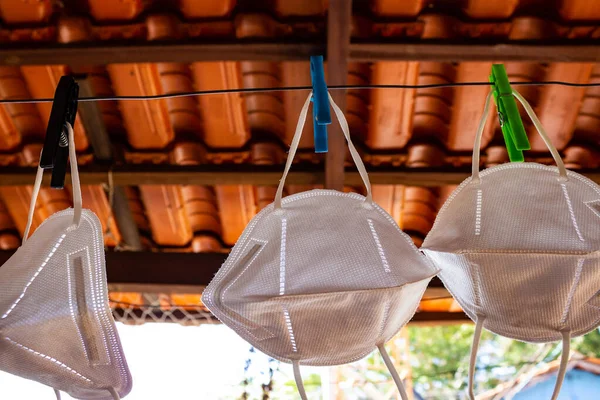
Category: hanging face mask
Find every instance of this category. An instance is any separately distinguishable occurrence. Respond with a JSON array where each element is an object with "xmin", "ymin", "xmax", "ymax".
[
  {"xmin": 203, "ymin": 92, "xmax": 438, "ymax": 399},
  {"xmin": 0, "ymin": 122, "xmax": 132, "ymax": 400},
  {"xmin": 422, "ymin": 90, "xmax": 600, "ymax": 400}
]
